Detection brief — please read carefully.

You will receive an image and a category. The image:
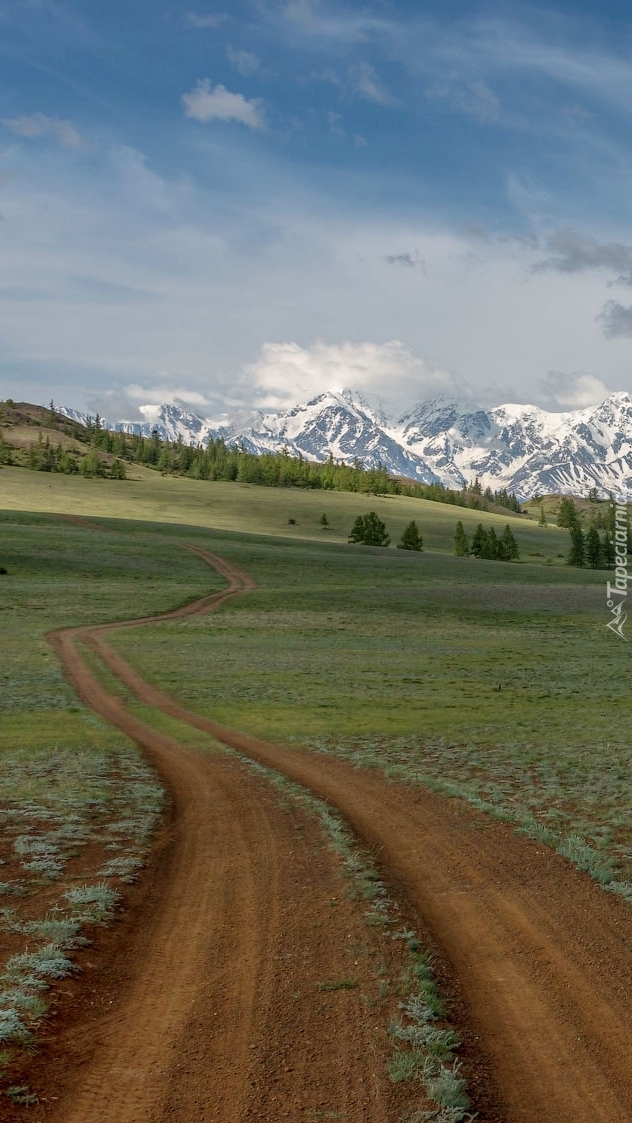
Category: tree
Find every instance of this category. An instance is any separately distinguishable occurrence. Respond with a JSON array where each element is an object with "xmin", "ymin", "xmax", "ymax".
[
  {"xmin": 0, "ymin": 434, "xmax": 12, "ymax": 466},
  {"xmin": 500, "ymin": 524, "xmax": 520, "ymax": 561},
  {"xmin": 557, "ymin": 496, "xmax": 581, "ymax": 529},
  {"xmin": 470, "ymin": 522, "xmax": 488, "ymax": 558},
  {"xmin": 110, "ymin": 458, "xmax": 127, "ymax": 480},
  {"xmin": 538, "ymin": 505, "xmax": 547, "ymax": 526},
  {"xmin": 453, "ymin": 520, "xmax": 469, "ymax": 556},
  {"xmin": 567, "ymin": 524, "xmax": 585, "ymax": 567},
  {"xmin": 397, "ymin": 520, "xmax": 423, "ymax": 551},
  {"xmin": 348, "ymin": 511, "xmax": 390, "ymax": 547},
  {"xmin": 585, "ymin": 526, "xmax": 601, "ymax": 568},
  {"xmin": 602, "ymin": 530, "xmax": 615, "ymax": 568},
  {"xmin": 481, "ymin": 526, "xmax": 500, "ymax": 559},
  {"xmin": 319, "ymin": 512, "xmax": 329, "ymax": 527}
]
